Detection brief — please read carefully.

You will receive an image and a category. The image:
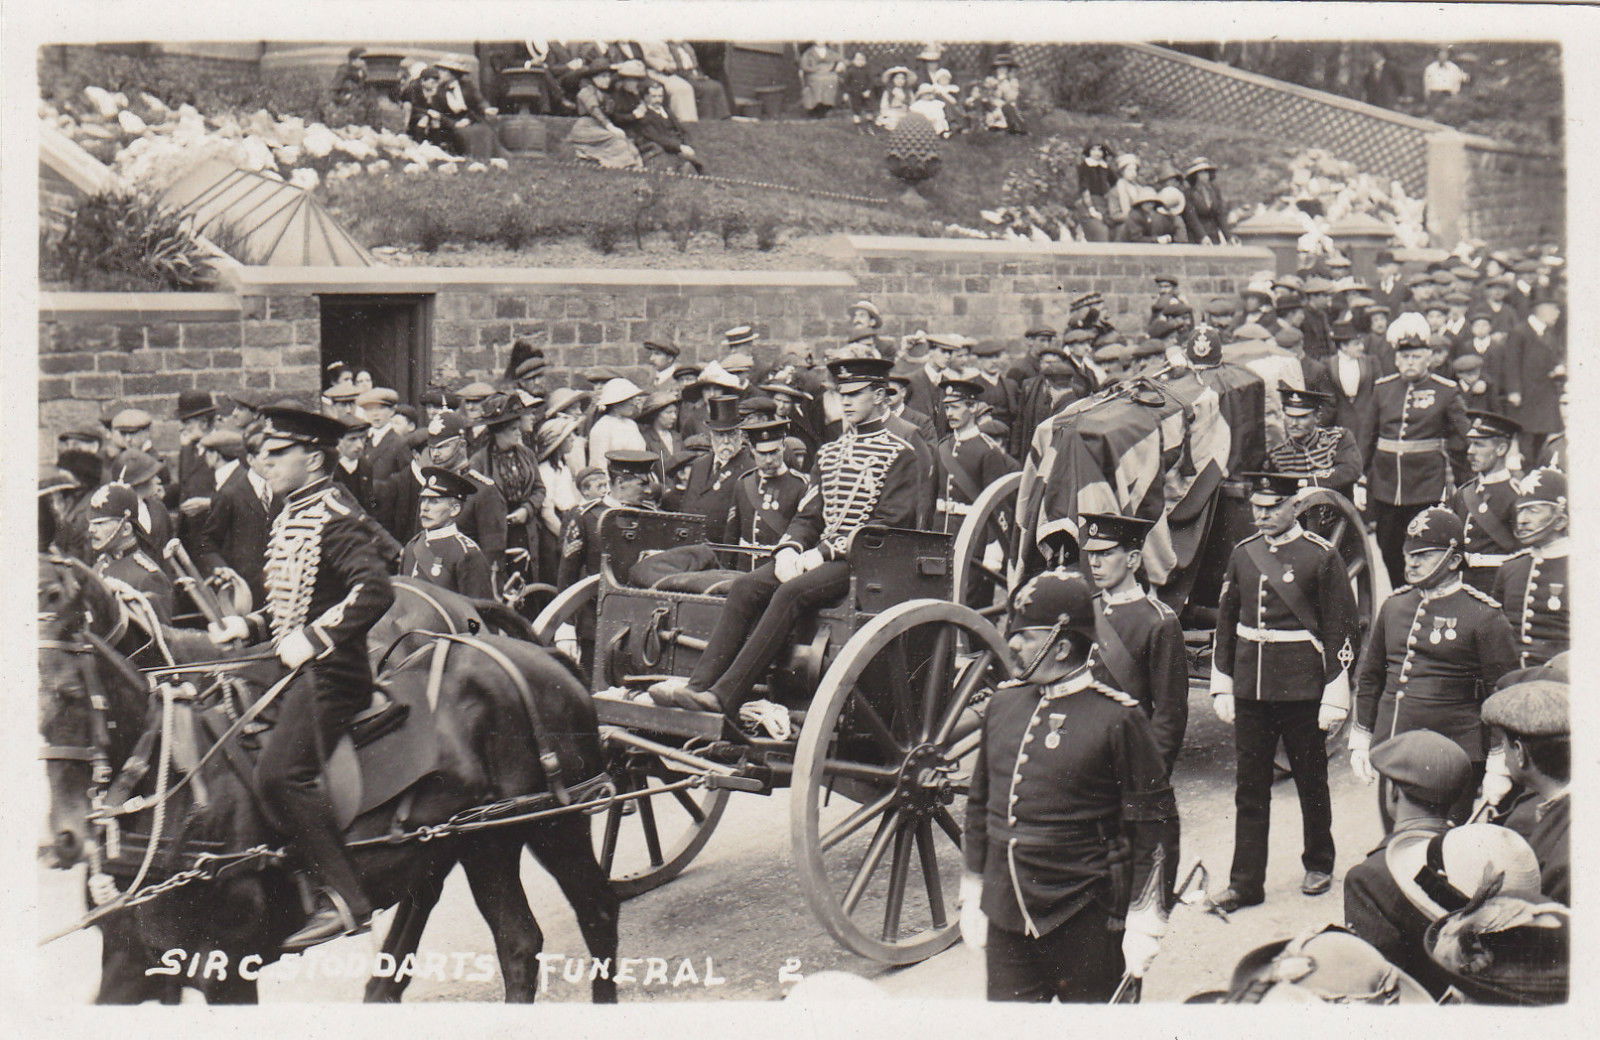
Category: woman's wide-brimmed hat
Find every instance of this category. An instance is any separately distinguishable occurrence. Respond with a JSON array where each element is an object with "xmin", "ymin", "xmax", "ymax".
[
  {"xmin": 1185, "ymin": 156, "xmax": 1219, "ymax": 177},
  {"xmin": 881, "ymin": 65, "xmax": 913, "ymax": 85}
]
